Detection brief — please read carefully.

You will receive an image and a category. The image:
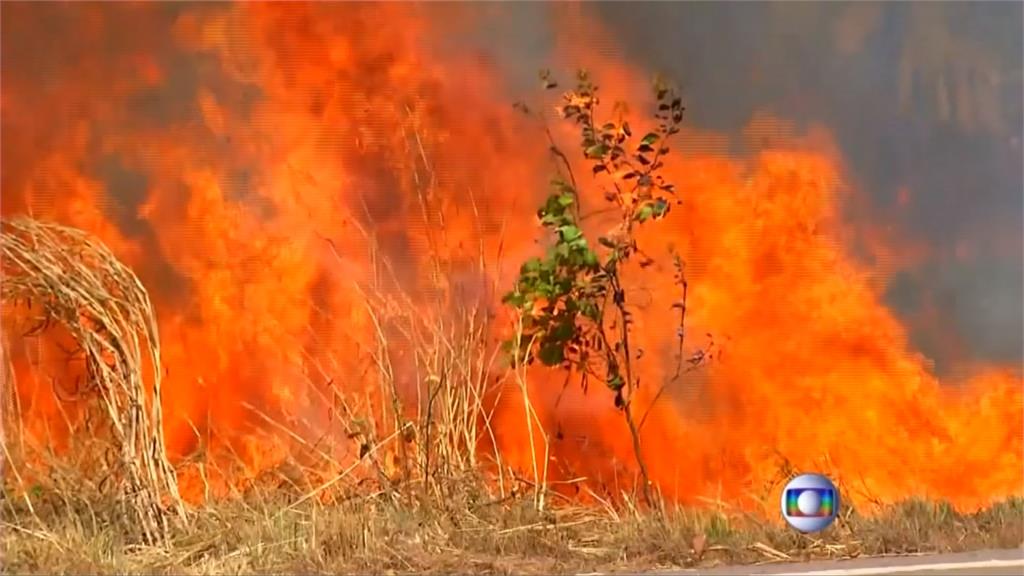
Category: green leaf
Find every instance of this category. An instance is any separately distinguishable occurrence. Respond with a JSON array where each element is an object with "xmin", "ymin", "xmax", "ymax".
[
  {"xmin": 585, "ymin": 143, "xmax": 610, "ymax": 159},
  {"xmin": 556, "ymin": 277, "xmax": 574, "ymax": 294},
  {"xmin": 538, "ymin": 343, "xmax": 565, "ymax": 366},
  {"xmin": 521, "ymin": 258, "xmax": 542, "ymax": 274},
  {"xmin": 559, "ymin": 225, "xmax": 582, "ymax": 242},
  {"xmin": 557, "ymin": 193, "xmax": 575, "ymax": 207},
  {"xmin": 641, "ymin": 132, "xmax": 659, "ymax": 146},
  {"xmin": 651, "ymin": 198, "xmax": 670, "ymax": 219},
  {"xmin": 550, "ymin": 320, "xmax": 575, "ymax": 342},
  {"xmin": 614, "ymin": 391, "xmax": 625, "ymax": 409},
  {"xmin": 502, "ymin": 292, "xmax": 525, "ymax": 307}
]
